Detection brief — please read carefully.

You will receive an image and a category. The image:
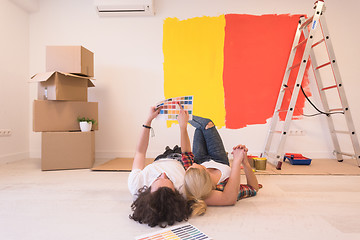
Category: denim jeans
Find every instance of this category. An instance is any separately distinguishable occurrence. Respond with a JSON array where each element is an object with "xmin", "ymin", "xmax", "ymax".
[{"xmin": 189, "ymin": 116, "xmax": 229, "ymax": 166}]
